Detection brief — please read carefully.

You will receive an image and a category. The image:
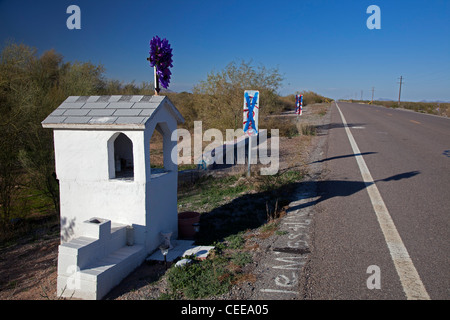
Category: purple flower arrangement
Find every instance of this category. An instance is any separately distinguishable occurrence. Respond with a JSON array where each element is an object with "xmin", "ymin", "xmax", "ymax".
[{"xmin": 148, "ymin": 36, "xmax": 173, "ymax": 90}]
